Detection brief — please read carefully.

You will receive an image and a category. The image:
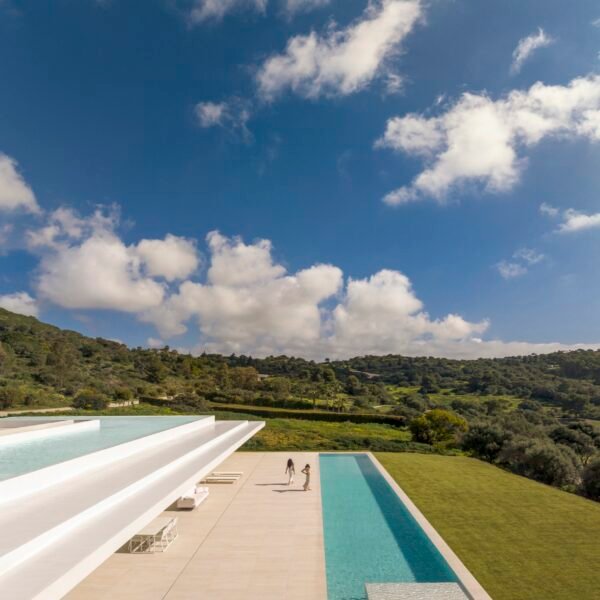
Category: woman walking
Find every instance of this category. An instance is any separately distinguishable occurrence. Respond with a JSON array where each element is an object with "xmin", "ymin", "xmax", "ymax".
[
  {"xmin": 301, "ymin": 464, "xmax": 311, "ymax": 491},
  {"xmin": 285, "ymin": 458, "xmax": 295, "ymax": 486}
]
